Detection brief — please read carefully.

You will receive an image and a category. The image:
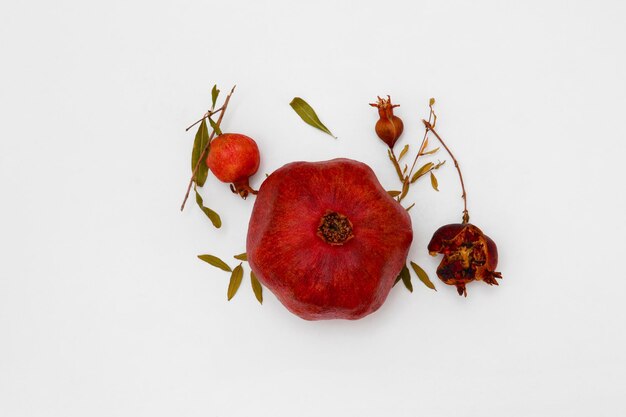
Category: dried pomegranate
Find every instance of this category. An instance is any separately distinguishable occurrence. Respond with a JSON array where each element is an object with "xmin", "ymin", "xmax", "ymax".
[
  {"xmin": 206, "ymin": 133, "xmax": 260, "ymax": 198},
  {"xmin": 428, "ymin": 223, "xmax": 501, "ymax": 296},
  {"xmin": 246, "ymin": 158, "xmax": 413, "ymax": 320},
  {"xmin": 370, "ymin": 95, "xmax": 404, "ymax": 148},
  {"xmin": 421, "ymin": 118, "xmax": 503, "ymax": 296}
]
